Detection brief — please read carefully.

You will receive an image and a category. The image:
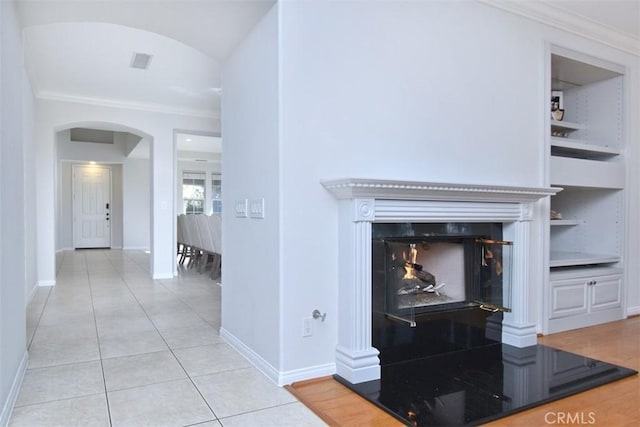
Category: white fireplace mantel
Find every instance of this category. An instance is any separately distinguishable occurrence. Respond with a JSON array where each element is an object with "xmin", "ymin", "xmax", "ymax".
[
  {"xmin": 322, "ymin": 178, "xmax": 560, "ymax": 203},
  {"xmin": 322, "ymin": 178, "xmax": 560, "ymax": 384}
]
